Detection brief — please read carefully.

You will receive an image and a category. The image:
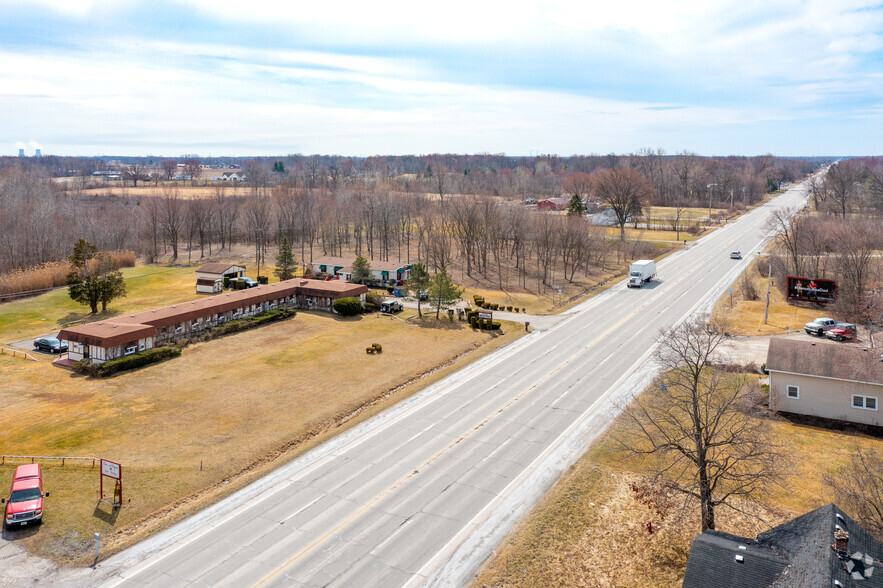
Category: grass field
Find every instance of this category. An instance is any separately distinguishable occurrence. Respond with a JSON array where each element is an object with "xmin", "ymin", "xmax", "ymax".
[
  {"xmin": 78, "ymin": 183, "xmax": 253, "ymax": 200},
  {"xmin": 601, "ymin": 227, "xmax": 704, "ymax": 242},
  {"xmin": 714, "ymin": 273, "xmax": 823, "ymax": 335},
  {"xmin": 472, "ymin": 376, "xmax": 883, "ymax": 587},
  {"xmin": 0, "ymin": 265, "xmax": 524, "ymax": 564}
]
